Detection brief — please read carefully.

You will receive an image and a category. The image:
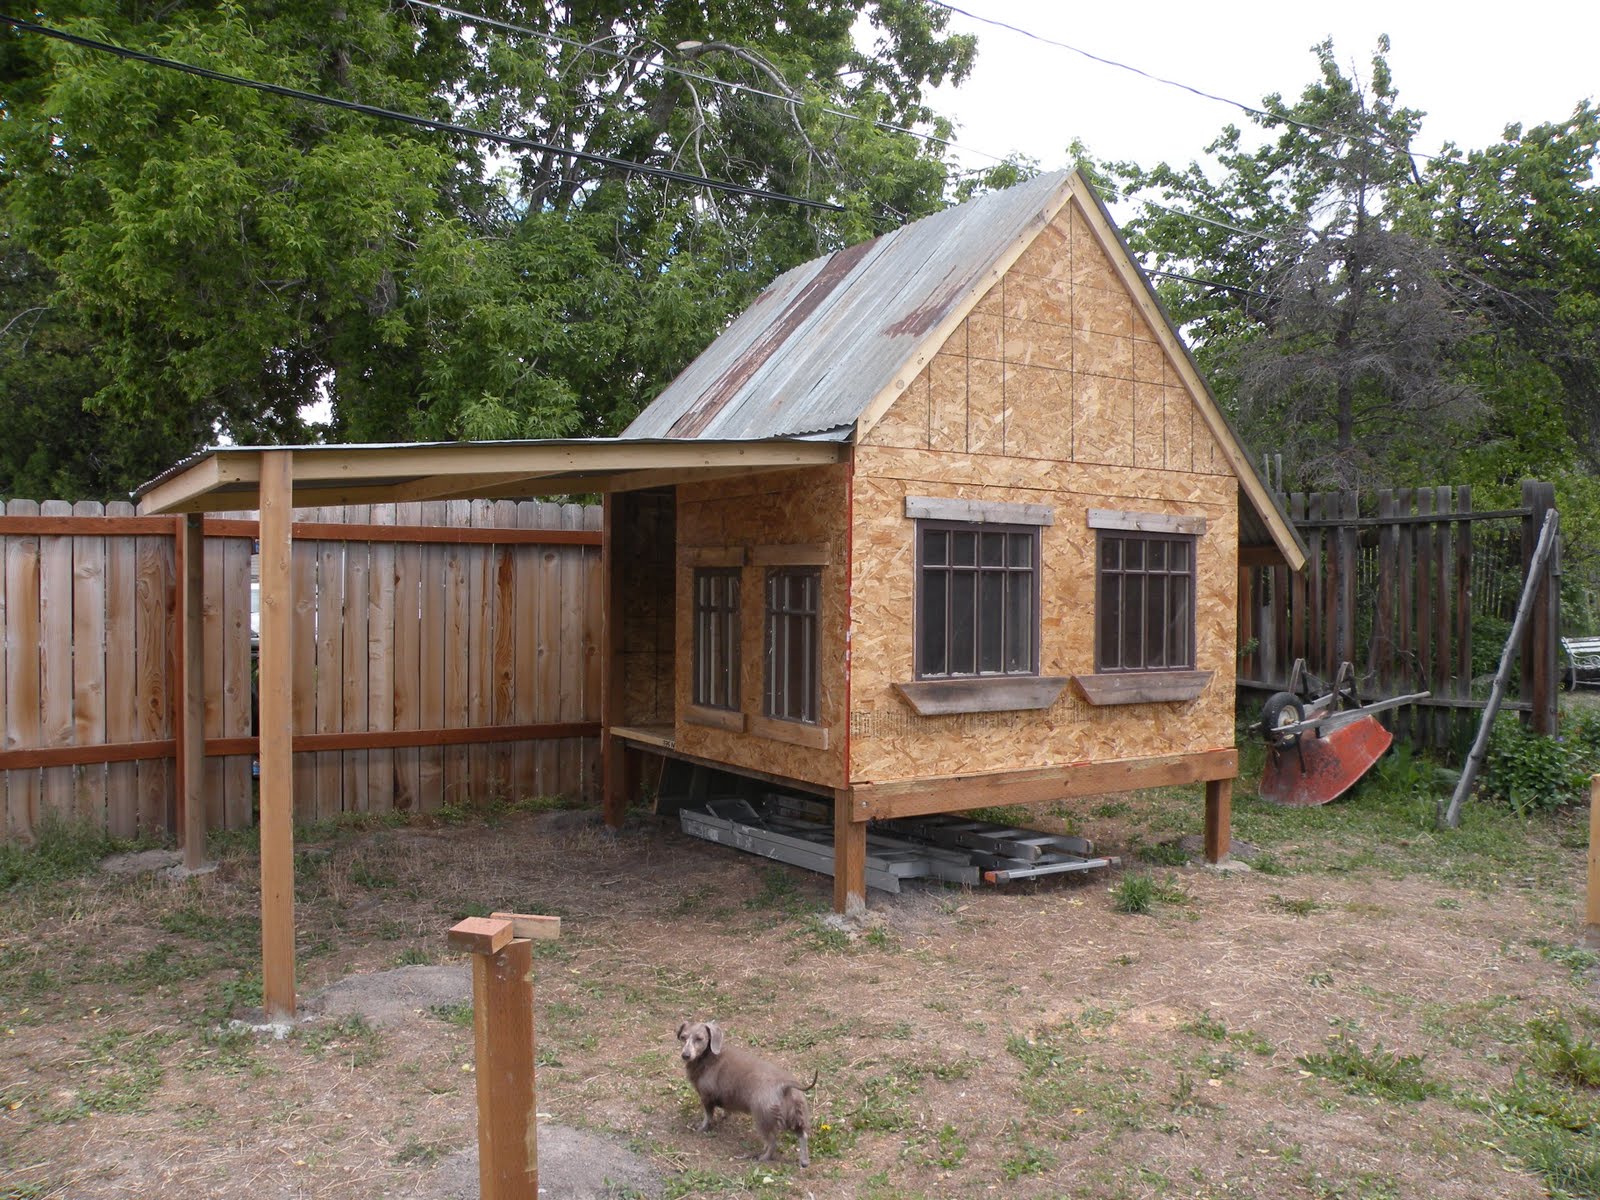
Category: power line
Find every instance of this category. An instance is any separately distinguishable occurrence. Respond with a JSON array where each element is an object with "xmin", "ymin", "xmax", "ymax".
[
  {"xmin": 0, "ymin": 13, "xmax": 845, "ymax": 211},
  {"xmin": 926, "ymin": 0, "xmax": 1442, "ymax": 166},
  {"xmin": 405, "ymin": 0, "xmax": 1012, "ymax": 167}
]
